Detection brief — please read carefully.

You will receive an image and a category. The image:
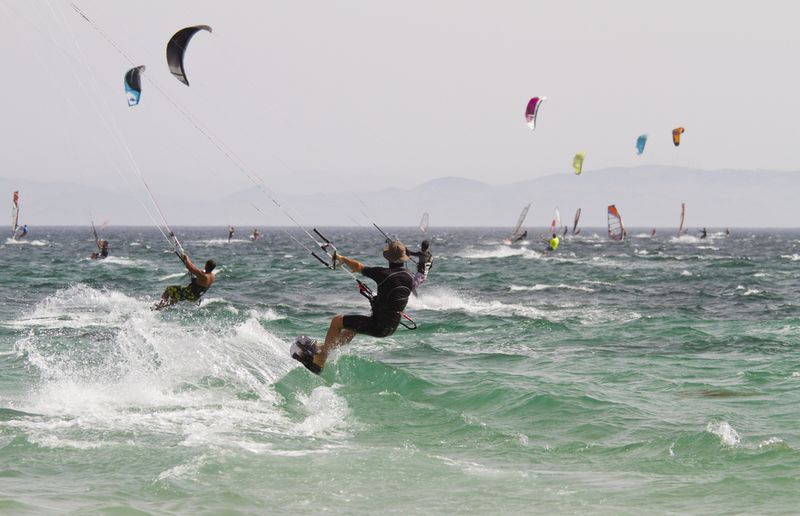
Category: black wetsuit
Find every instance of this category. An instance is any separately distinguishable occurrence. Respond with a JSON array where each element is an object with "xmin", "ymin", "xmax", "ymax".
[
  {"xmin": 342, "ymin": 264, "xmax": 414, "ymax": 338},
  {"xmin": 408, "ymin": 249, "xmax": 433, "ymax": 275}
]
